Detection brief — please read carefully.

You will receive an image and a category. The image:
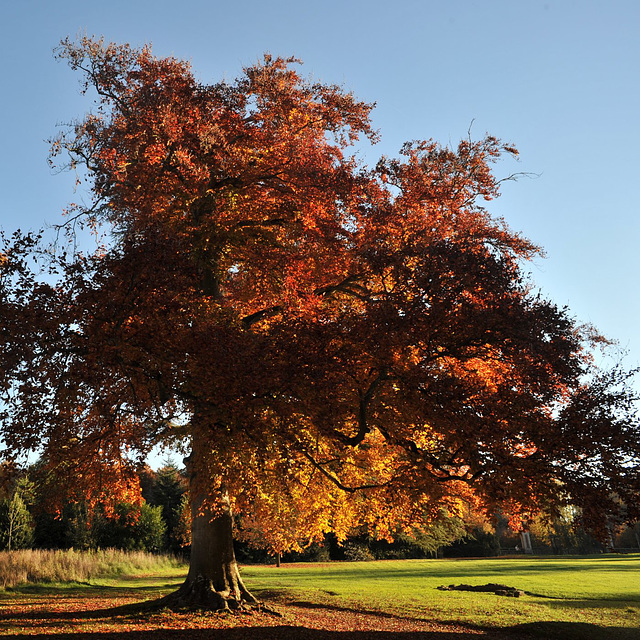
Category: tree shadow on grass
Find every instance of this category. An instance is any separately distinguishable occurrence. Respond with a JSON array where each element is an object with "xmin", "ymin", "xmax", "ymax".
[
  {"xmin": 2, "ymin": 599, "xmax": 640, "ymax": 639},
  {"xmin": 536, "ymin": 597, "xmax": 640, "ymax": 609},
  {"xmin": 0, "ymin": 594, "xmax": 512, "ymax": 638},
  {"xmin": 3, "ymin": 584, "xmax": 640, "ymax": 639},
  {"xmin": 506, "ymin": 621, "xmax": 640, "ymax": 640},
  {"xmin": 0, "ymin": 596, "xmax": 172, "ymax": 622},
  {"xmin": 281, "ymin": 600, "xmax": 640, "ymax": 640},
  {"xmin": 0, "ymin": 624, "xmax": 639, "ymax": 639},
  {"xmin": 0, "ymin": 629, "xmax": 521, "ymax": 639},
  {"xmin": 262, "ymin": 596, "xmax": 490, "ymax": 636},
  {"xmin": 7, "ymin": 581, "xmax": 180, "ymax": 596}
]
